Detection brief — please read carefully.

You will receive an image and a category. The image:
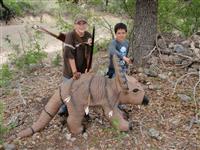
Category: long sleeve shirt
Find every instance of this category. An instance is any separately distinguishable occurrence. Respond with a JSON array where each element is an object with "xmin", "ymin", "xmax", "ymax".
[{"xmin": 108, "ymin": 39, "xmax": 129, "ymax": 70}]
